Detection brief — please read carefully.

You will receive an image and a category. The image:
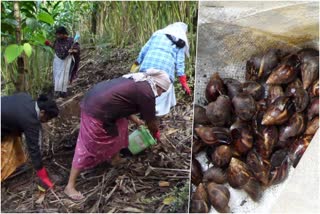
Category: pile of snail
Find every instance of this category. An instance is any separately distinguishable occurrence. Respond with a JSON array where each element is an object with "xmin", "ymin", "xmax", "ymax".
[{"xmin": 191, "ymin": 48, "xmax": 319, "ymax": 213}]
